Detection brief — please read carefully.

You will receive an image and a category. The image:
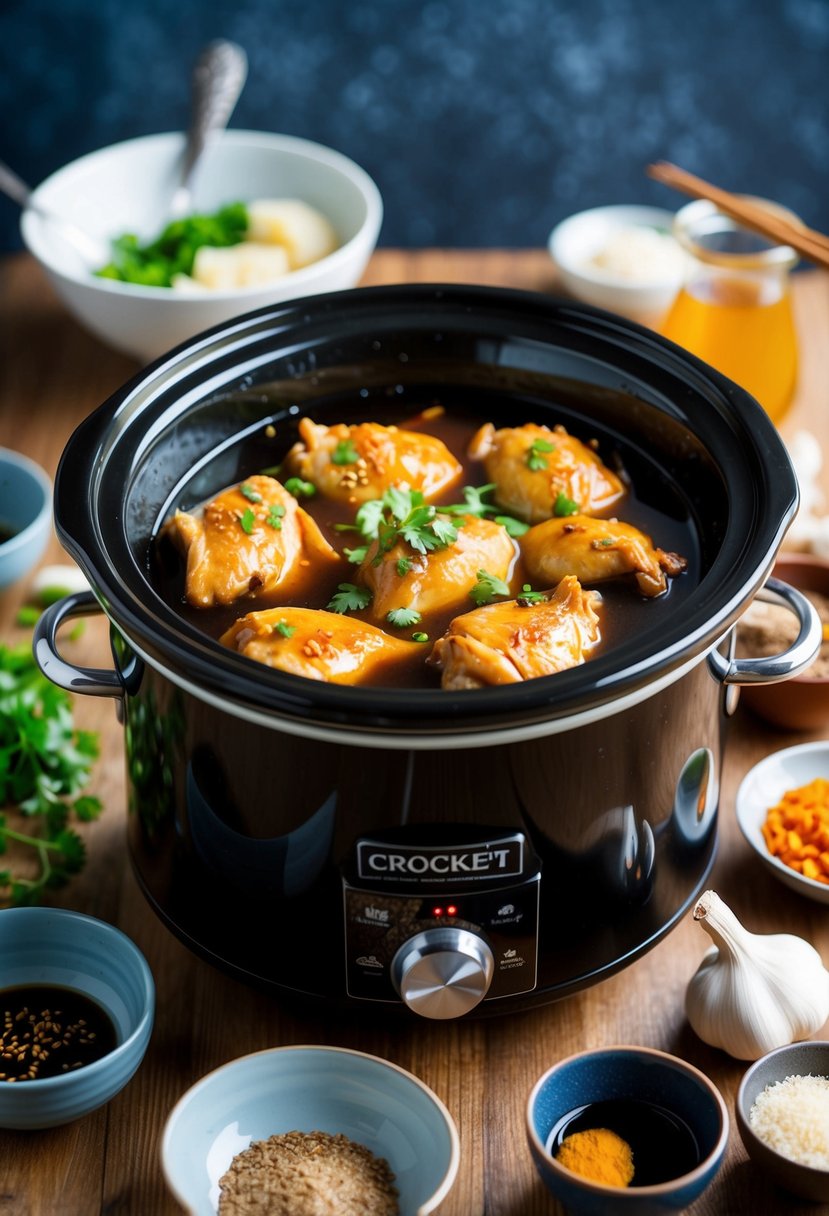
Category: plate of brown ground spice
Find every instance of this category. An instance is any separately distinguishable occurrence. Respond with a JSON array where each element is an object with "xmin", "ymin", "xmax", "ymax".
[{"xmin": 161, "ymin": 1045, "xmax": 459, "ymax": 1216}]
